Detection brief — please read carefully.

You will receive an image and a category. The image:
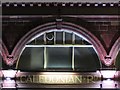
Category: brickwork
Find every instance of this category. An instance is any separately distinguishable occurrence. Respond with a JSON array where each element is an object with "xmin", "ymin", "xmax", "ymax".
[{"xmin": 1, "ymin": 2, "xmax": 120, "ymax": 68}]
